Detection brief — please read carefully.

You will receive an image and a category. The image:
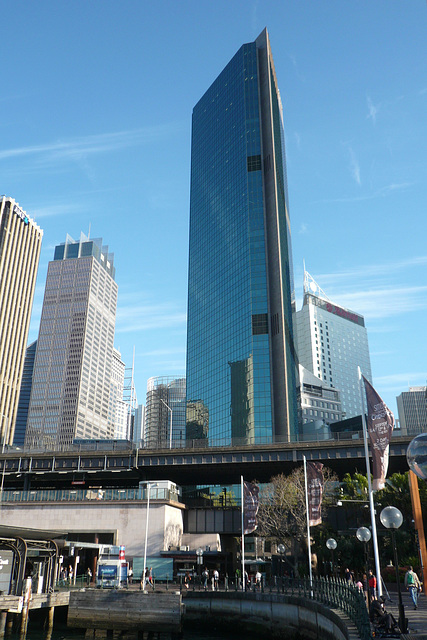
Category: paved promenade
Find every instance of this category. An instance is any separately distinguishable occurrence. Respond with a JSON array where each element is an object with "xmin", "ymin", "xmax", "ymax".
[{"xmin": 381, "ymin": 589, "xmax": 427, "ymax": 639}]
